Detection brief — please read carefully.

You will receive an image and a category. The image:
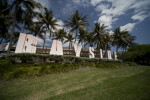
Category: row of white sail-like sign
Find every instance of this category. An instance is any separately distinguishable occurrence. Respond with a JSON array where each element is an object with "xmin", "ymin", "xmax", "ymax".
[{"xmin": 15, "ymin": 33, "xmax": 117, "ymax": 59}]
